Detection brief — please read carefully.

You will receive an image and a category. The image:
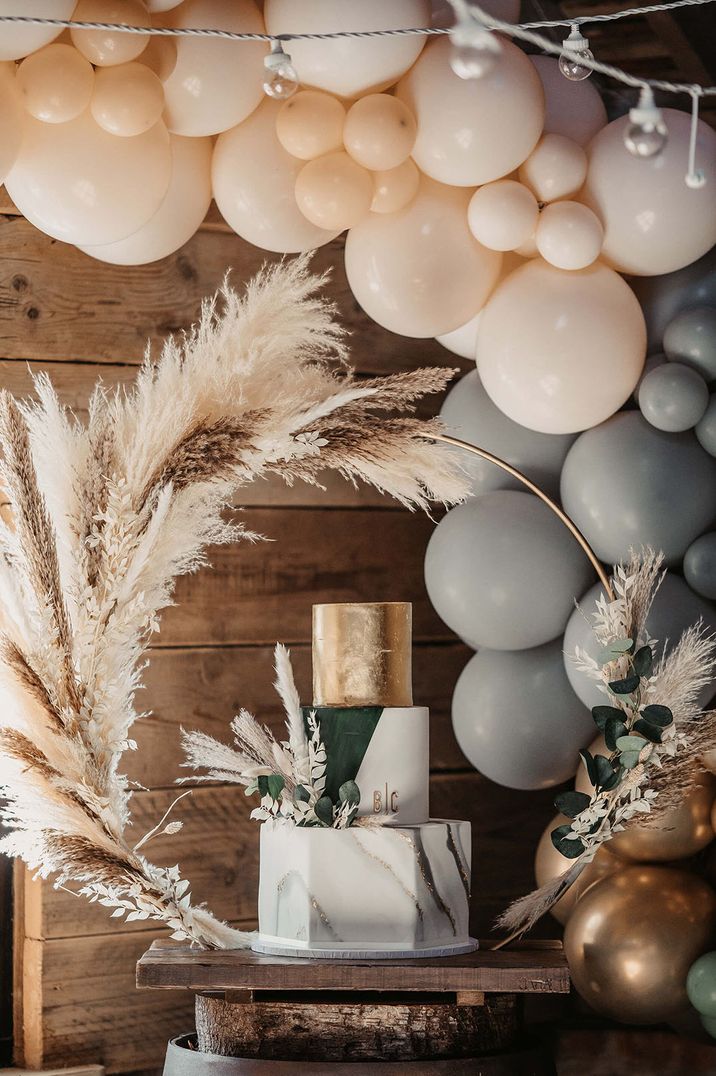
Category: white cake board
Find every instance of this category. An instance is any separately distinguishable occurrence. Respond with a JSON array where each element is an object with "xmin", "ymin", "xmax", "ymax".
[{"xmin": 251, "ymin": 937, "xmax": 479, "ymax": 960}]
